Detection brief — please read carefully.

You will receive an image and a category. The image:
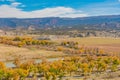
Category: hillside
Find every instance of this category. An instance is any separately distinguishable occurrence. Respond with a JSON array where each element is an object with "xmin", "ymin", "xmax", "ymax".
[{"xmin": 0, "ymin": 15, "xmax": 120, "ymax": 30}]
